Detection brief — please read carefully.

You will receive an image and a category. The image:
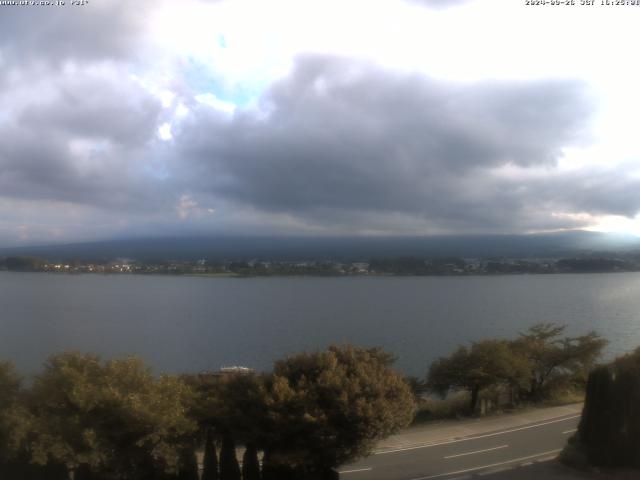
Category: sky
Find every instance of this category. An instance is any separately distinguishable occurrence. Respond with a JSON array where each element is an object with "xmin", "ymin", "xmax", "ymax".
[{"xmin": 1, "ymin": 0, "xmax": 640, "ymax": 246}]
